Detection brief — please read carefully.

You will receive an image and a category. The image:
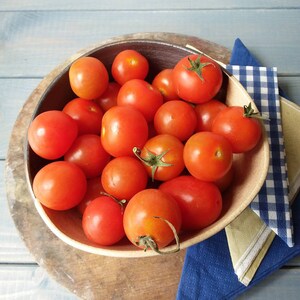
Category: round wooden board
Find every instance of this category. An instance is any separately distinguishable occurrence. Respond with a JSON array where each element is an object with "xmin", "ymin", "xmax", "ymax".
[{"xmin": 5, "ymin": 32, "xmax": 231, "ymax": 299}]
